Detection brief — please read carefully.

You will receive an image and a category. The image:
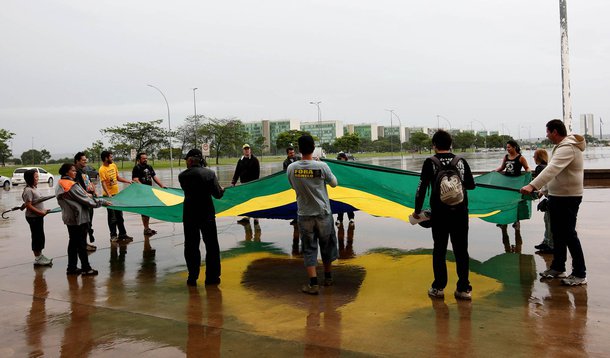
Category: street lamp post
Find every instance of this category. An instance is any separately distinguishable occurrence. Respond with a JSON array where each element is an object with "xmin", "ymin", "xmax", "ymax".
[
  {"xmin": 309, "ymin": 101, "xmax": 322, "ymax": 145},
  {"xmin": 437, "ymin": 115, "xmax": 452, "ymax": 130},
  {"xmin": 147, "ymin": 84, "xmax": 173, "ymax": 184},
  {"xmin": 193, "ymin": 88, "xmax": 198, "ymax": 117},
  {"xmin": 471, "ymin": 118, "xmax": 487, "ymax": 149},
  {"xmin": 385, "ymin": 109, "xmax": 404, "ymax": 161}
]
